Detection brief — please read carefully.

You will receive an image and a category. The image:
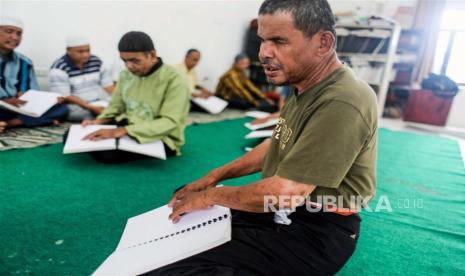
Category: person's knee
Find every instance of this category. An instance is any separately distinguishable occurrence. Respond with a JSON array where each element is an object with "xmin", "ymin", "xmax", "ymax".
[{"xmin": 53, "ymin": 104, "xmax": 70, "ymax": 120}]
